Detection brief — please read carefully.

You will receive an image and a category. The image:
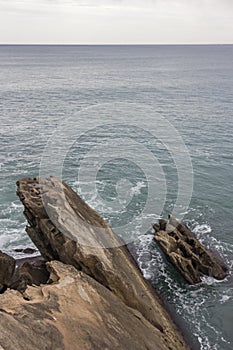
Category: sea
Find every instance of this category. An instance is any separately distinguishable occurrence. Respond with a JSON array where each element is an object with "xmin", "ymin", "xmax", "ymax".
[{"xmin": 0, "ymin": 44, "xmax": 232, "ymax": 350}]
